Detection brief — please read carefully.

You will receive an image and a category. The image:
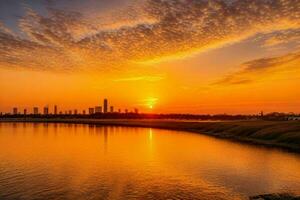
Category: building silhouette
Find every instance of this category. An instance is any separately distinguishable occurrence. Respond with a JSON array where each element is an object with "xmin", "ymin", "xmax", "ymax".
[
  {"xmin": 95, "ymin": 106, "xmax": 102, "ymax": 113},
  {"xmin": 33, "ymin": 107, "xmax": 39, "ymax": 115},
  {"xmin": 43, "ymin": 107, "xmax": 49, "ymax": 115},
  {"xmin": 89, "ymin": 108, "xmax": 95, "ymax": 115},
  {"xmin": 134, "ymin": 108, "xmax": 139, "ymax": 114},
  {"xmin": 4, "ymin": 97, "xmax": 145, "ymax": 117},
  {"xmin": 260, "ymin": 111, "xmax": 264, "ymax": 117},
  {"xmin": 103, "ymin": 99, "xmax": 108, "ymax": 113},
  {"xmin": 54, "ymin": 105, "xmax": 58, "ymax": 115},
  {"xmin": 13, "ymin": 107, "xmax": 18, "ymax": 115}
]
